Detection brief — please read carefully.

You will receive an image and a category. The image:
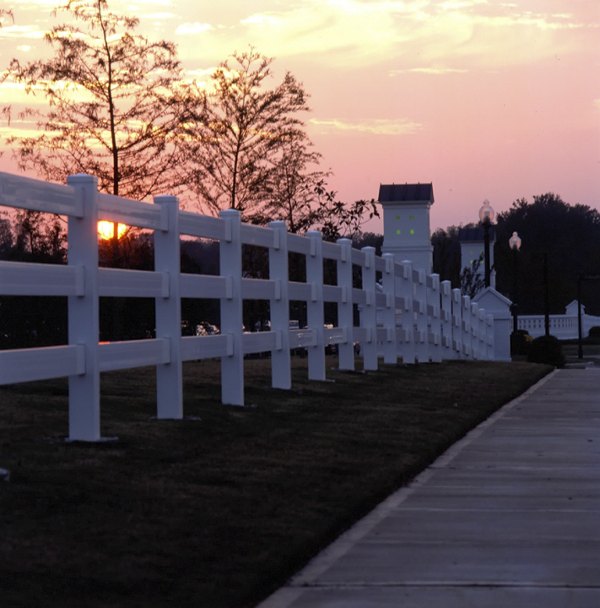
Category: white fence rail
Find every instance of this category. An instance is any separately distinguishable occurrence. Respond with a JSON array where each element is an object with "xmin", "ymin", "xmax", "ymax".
[{"xmin": 0, "ymin": 172, "xmax": 494, "ymax": 441}]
